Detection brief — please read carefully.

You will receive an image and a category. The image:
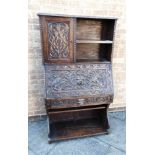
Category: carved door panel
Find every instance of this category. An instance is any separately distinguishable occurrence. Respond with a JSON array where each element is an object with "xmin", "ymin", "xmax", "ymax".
[{"xmin": 39, "ymin": 16, "xmax": 74, "ymax": 63}]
